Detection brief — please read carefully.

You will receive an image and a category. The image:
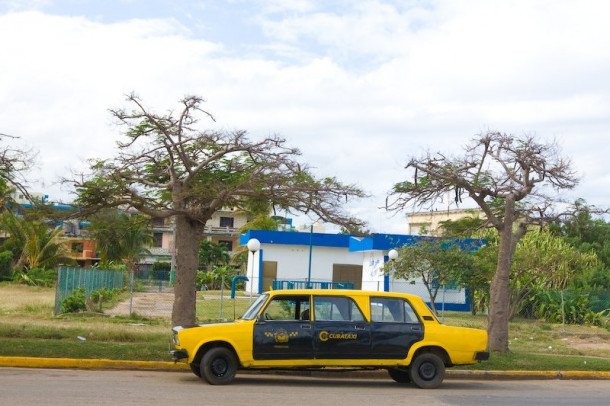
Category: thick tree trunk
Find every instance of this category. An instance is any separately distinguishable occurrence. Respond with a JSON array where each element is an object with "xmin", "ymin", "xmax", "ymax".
[
  {"xmin": 171, "ymin": 214, "xmax": 204, "ymax": 326},
  {"xmin": 487, "ymin": 199, "xmax": 515, "ymax": 353}
]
